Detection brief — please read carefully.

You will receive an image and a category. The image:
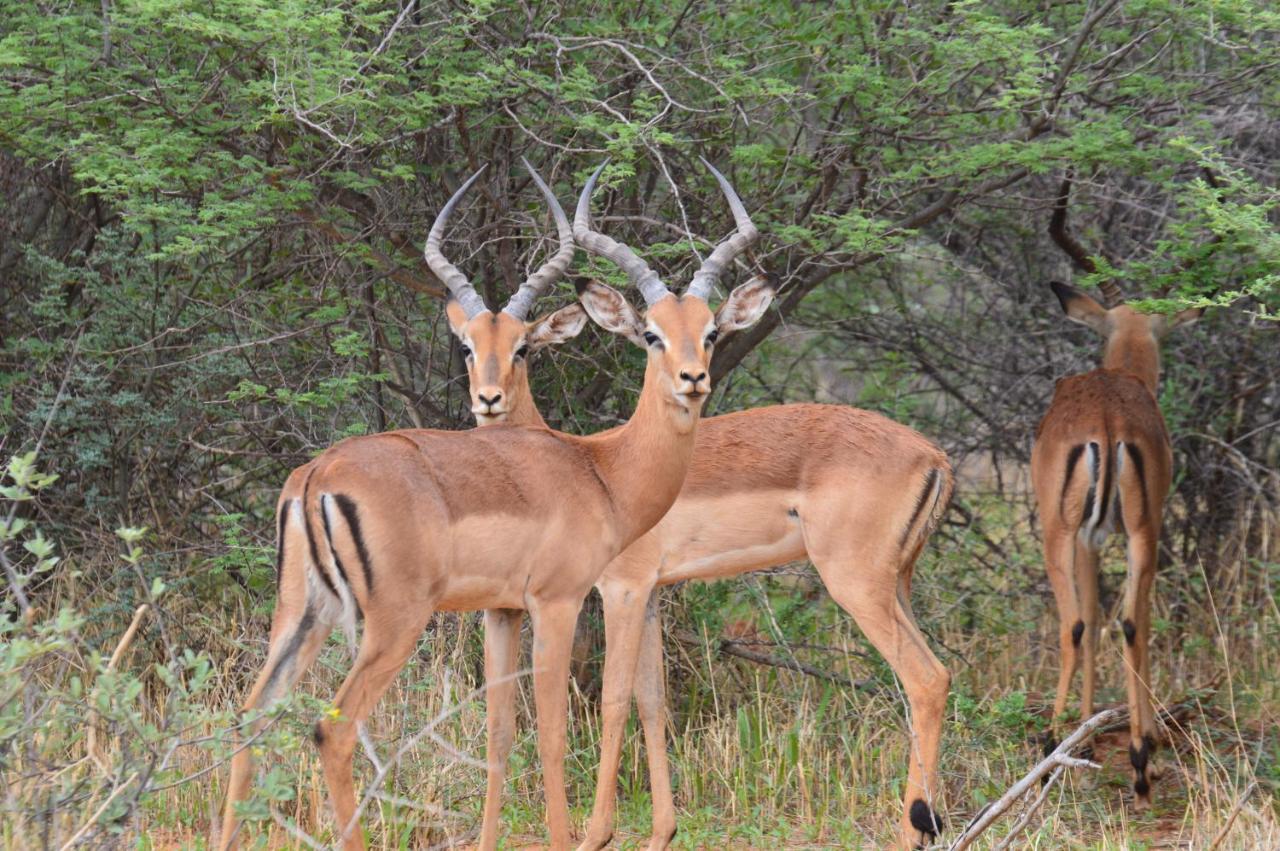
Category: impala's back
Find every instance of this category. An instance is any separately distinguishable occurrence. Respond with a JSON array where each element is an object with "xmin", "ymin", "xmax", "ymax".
[{"xmin": 1031, "ymin": 280, "xmax": 1200, "ymax": 808}]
